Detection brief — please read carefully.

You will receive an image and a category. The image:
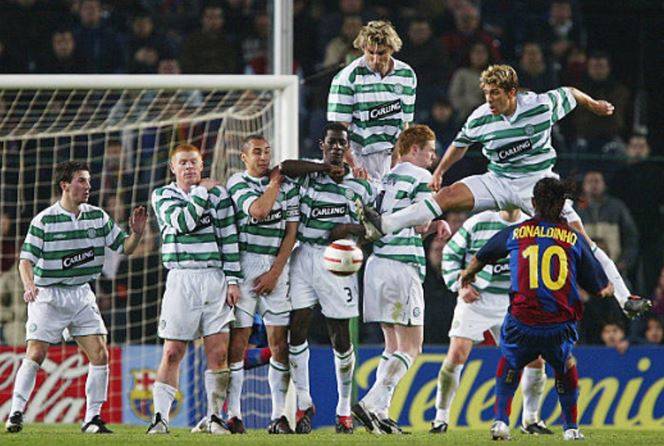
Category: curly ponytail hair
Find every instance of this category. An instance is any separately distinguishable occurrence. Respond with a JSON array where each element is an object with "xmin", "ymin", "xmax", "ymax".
[{"xmin": 532, "ymin": 177, "xmax": 577, "ymax": 221}]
